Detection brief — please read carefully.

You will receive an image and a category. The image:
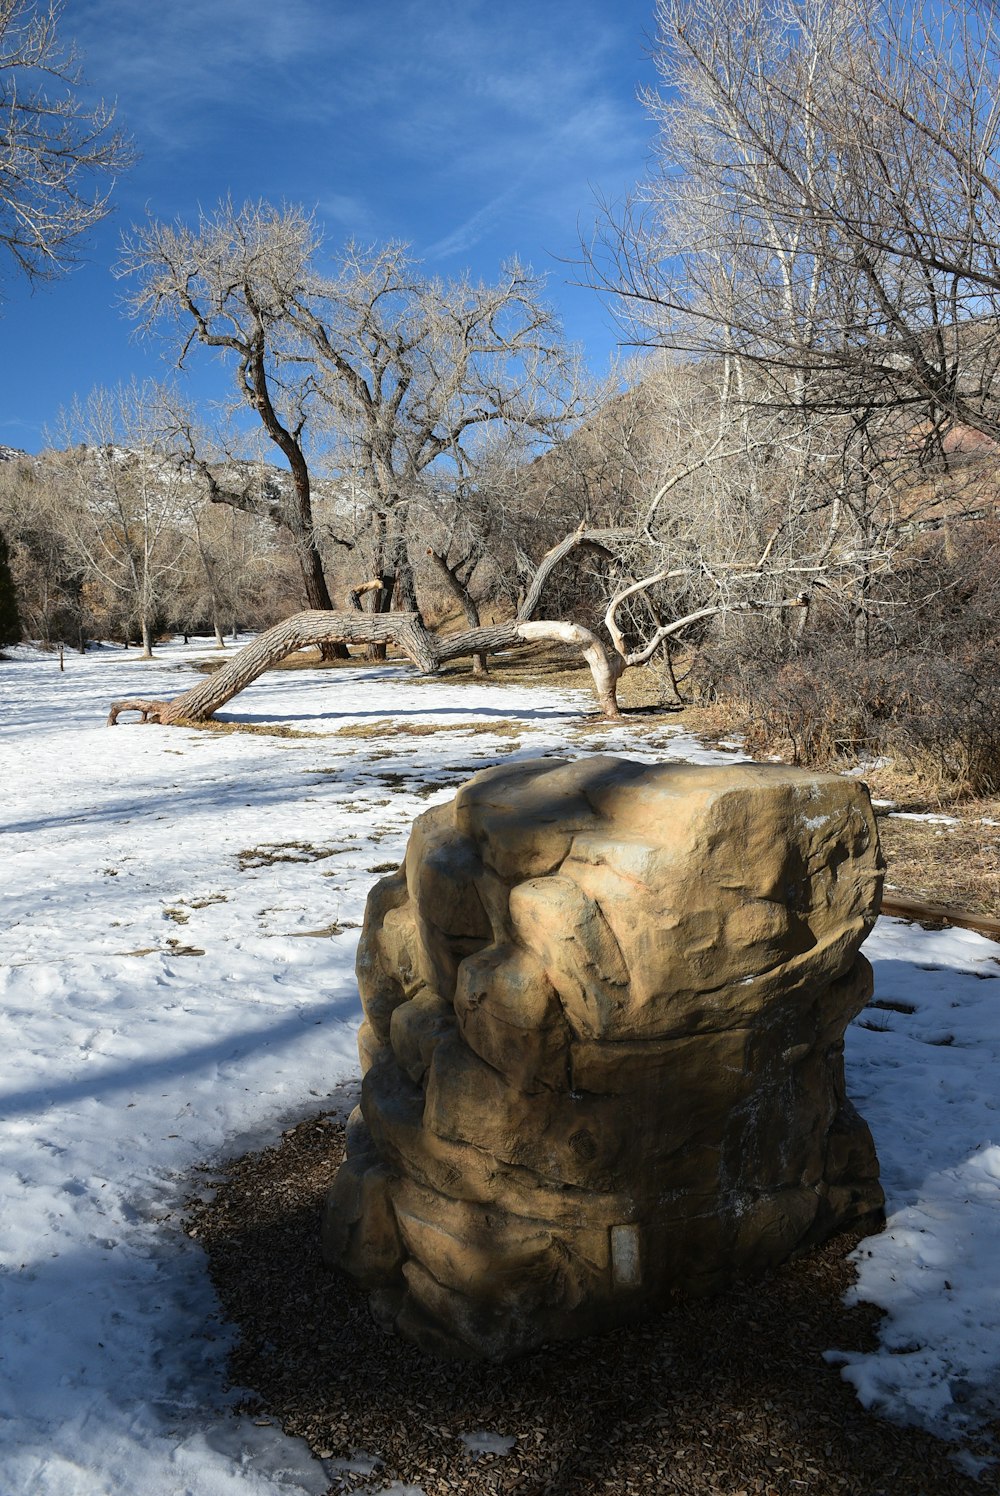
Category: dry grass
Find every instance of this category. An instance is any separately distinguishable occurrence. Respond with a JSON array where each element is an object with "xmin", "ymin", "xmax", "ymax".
[
  {"xmin": 280, "ymin": 920, "xmax": 360, "ymax": 940},
  {"xmin": 186, "ymin": 1115, "xmax": 994, "ymax": 1496},
  {"xmin": 237, "ymin": 842, "xmax": 340, "ymax": 871},
  {"xmin": 686, "ymin": 706, "xmax": 1000, "ymax": 923},
  {"xmin": 331, "ymin": 718, "xmax": 523, "ymax": 740},
  {"xmin": 186, "ymin": 719, "xmax": 324, "ymax": 740},
  {"xmin": 875, "ymin": 803, "xmax": 1000, "ymax": 918},
  {"xmin": 121, "ymin": 938, "xmax": 205, "ymax": 958}
]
